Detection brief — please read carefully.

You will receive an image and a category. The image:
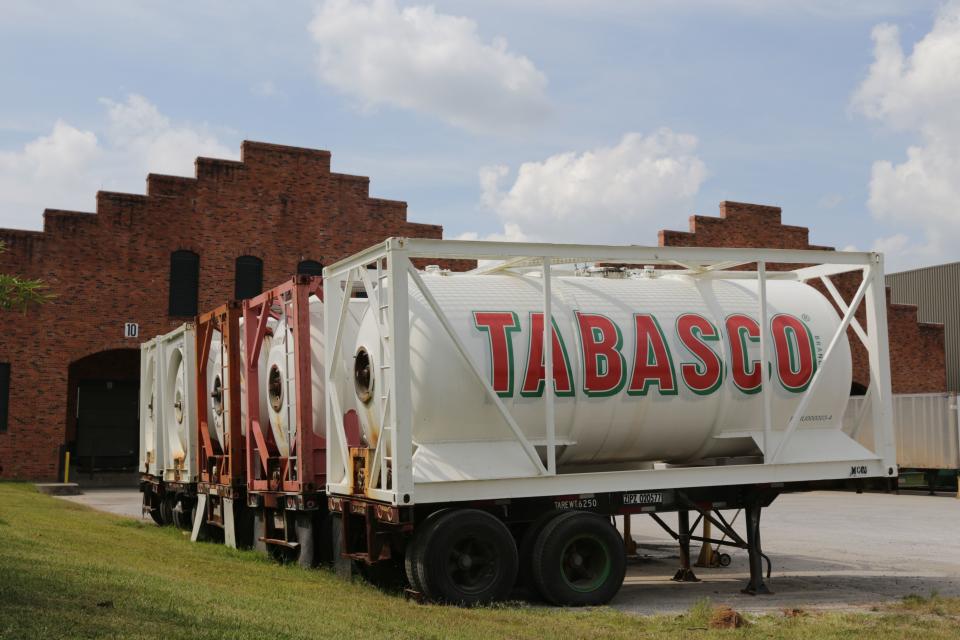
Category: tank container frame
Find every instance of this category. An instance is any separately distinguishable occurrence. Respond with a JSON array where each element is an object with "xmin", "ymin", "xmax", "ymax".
[
  {"xmin": 242, "ymin": 275, "xmax": 329, "ymax": 565},
  {"xmin": 192, "ymin": 302, "xmax": 252, "ymax": 547},
  {"xmin": 324, "ymin": 238, "xmax": 897, "ymax": 507}
]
